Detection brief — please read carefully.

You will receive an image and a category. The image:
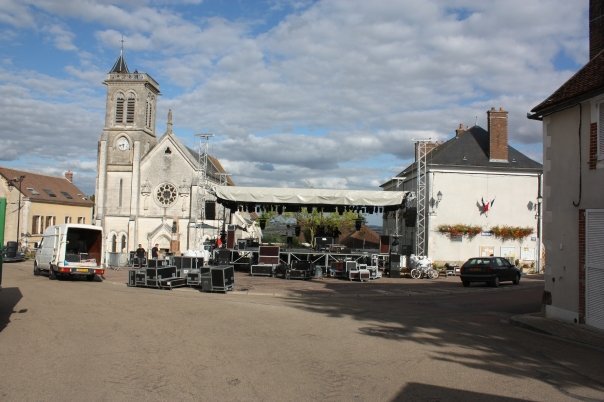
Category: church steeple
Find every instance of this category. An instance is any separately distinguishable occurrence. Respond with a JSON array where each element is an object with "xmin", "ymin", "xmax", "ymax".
[{"xmin": 109, "ymin": 41, "xmax": 129, "ymax": 73}]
